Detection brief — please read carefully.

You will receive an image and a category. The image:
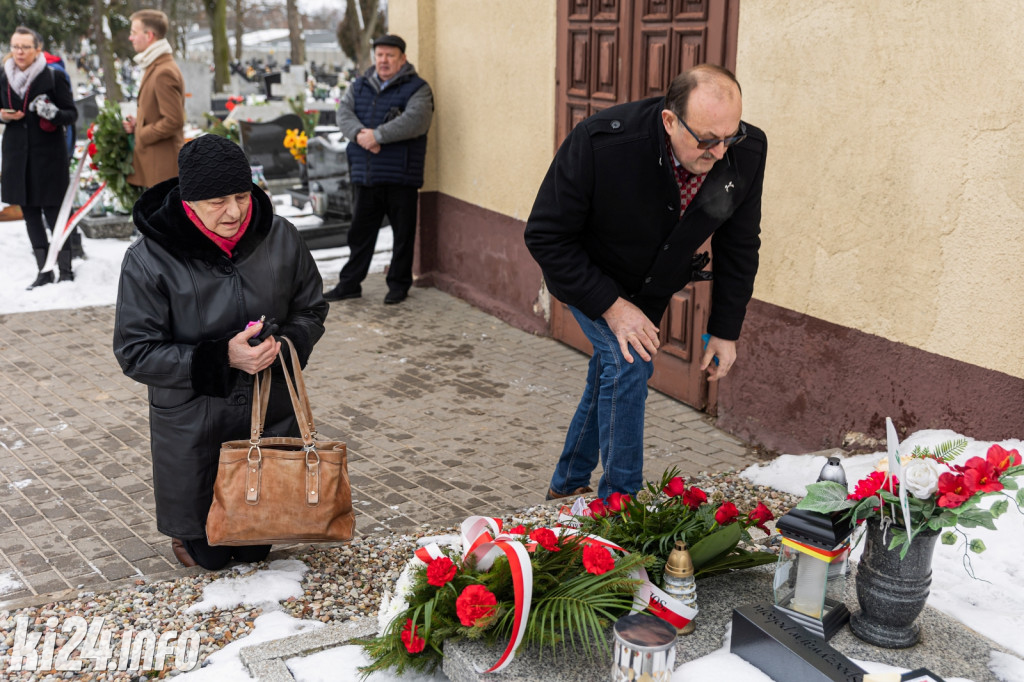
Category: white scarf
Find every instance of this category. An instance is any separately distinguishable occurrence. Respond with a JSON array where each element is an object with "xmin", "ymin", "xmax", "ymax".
[
  {"xmin": 133, "ymin": 38, "xmax": 173, "ymax": 73},
  {"xmin": 4, "ymin": 53, "xmax": 47, "ymax": 99}
]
